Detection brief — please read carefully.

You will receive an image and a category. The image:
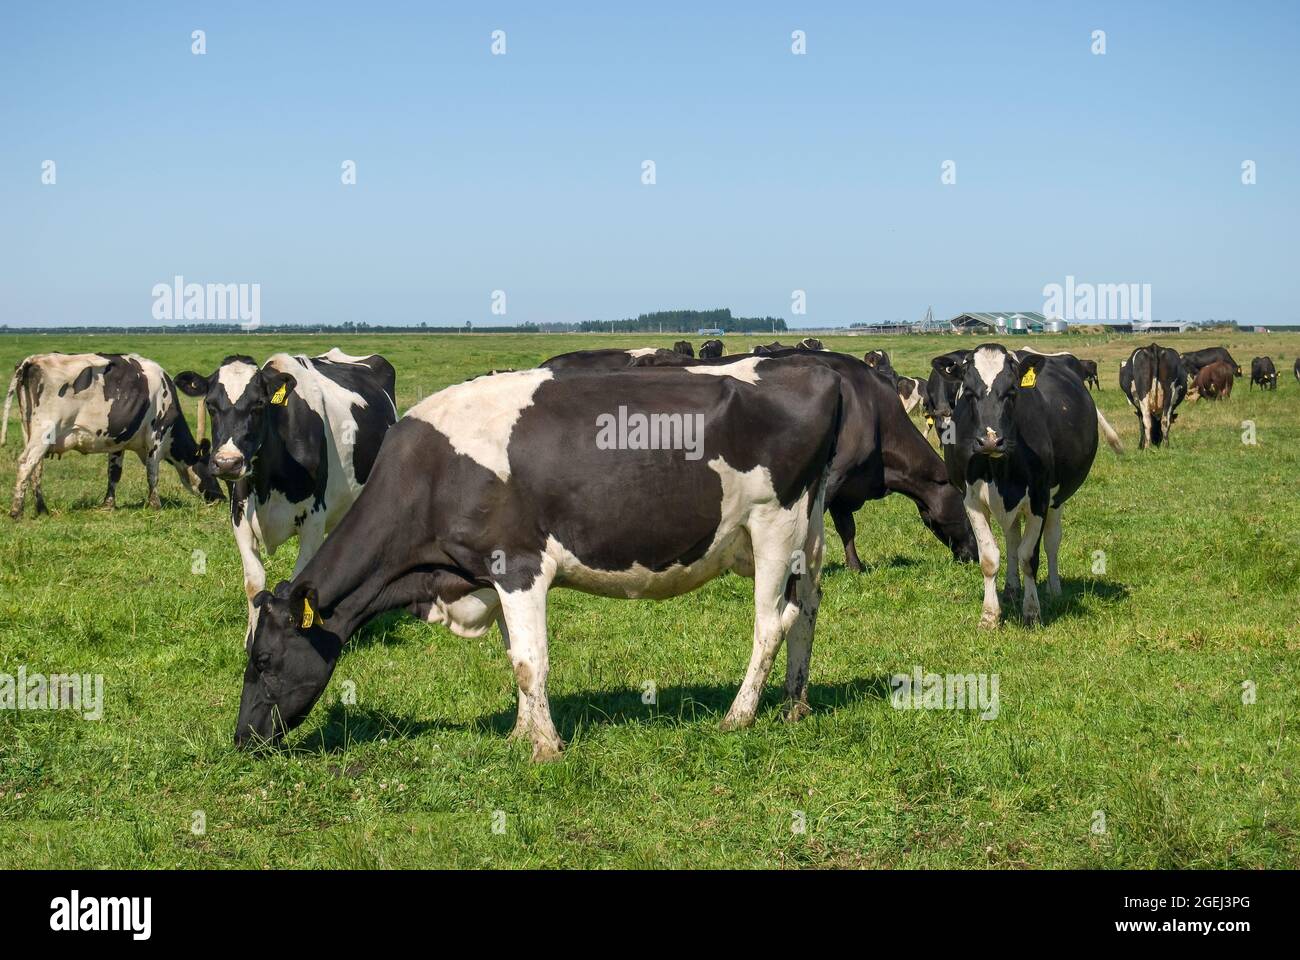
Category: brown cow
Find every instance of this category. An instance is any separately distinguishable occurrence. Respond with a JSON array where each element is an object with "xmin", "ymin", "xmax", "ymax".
[{"xmin": 1192, "ymin": 359, "xmax": 1235, "ymax": 400}]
